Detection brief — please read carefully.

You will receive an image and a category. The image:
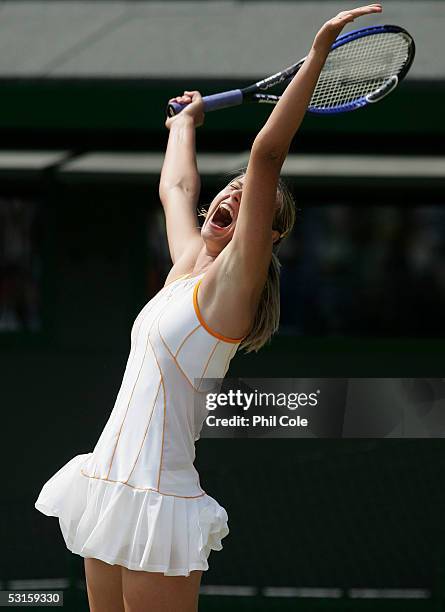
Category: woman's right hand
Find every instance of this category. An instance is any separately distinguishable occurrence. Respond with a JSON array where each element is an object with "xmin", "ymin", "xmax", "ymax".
[
  {"xmin": 312, "ymin": 4, "xmax": 382, "ymax": 54},
  {"xmin": 165, "ymin": 90, "xmax": 205, "ymax": 130}
]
